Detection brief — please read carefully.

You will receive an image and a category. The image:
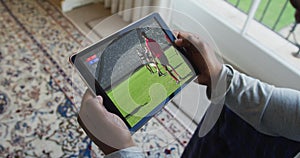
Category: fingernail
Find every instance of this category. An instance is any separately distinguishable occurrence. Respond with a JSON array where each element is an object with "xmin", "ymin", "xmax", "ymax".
[
  {"xmin": 96, "ymin": 96, "xmax": 103, "ymax": 103},
  {"xmin": 174, "ymin": 31, "xmax": 179, "ymax": 37}
]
